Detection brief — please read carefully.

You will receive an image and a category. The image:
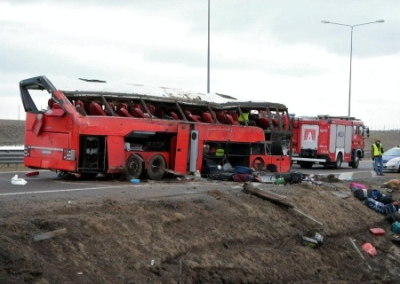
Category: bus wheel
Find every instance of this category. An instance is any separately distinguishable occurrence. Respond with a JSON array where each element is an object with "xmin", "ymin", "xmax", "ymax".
[
  {"xmin": 125, "ymin": 154, "xmax": 143, "ymax": 180},
  {"xmin": 147, "ymin": 154, "xmax": 166, "ymax": 180},
  {"xmin": 252, "ymin": 158, "xmax": 265, "ymax": 170}
]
